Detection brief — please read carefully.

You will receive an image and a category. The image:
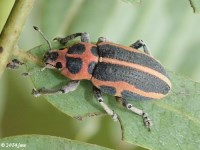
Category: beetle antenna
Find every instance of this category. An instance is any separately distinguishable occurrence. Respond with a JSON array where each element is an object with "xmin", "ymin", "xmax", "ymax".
[{"xmin": 33, "ymin": 26, "xmax": 52, "ymax": 50}]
